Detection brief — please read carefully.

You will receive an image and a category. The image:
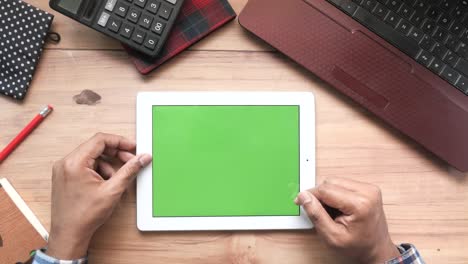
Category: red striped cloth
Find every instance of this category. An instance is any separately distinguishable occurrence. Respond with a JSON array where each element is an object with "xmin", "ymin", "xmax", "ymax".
[{"xmin": 124, "ymin": 0, "xmax": 236, "ymax": 75}]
